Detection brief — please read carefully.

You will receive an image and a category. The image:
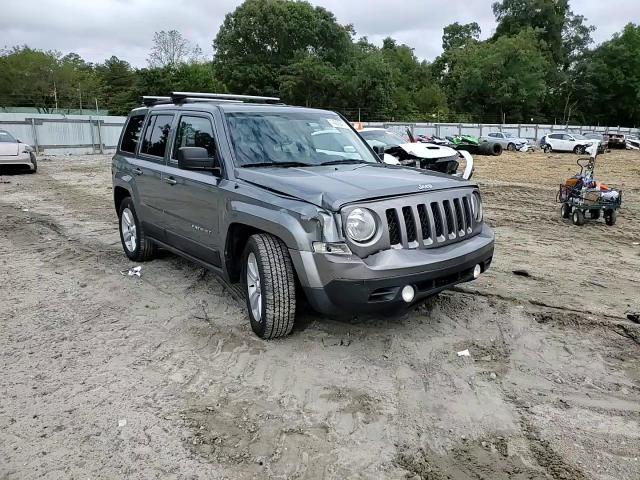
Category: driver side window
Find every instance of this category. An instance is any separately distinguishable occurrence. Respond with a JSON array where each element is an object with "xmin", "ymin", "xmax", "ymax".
[{"xmin": 172, "ymin": 115, "xmax": 217, "ymax": 164}]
